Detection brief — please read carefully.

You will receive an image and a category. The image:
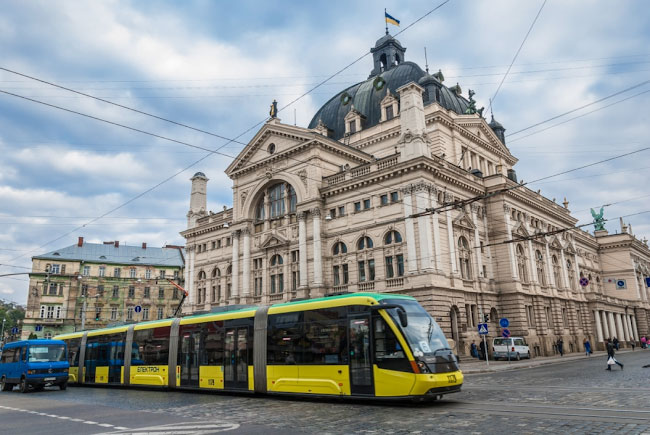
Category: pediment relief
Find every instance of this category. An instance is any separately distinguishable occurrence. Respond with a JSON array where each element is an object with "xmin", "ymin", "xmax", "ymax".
[
  {"xmin": 453, "ymin": 212, "xmax": 475, "ymax": 230},
  {"xmin": 511, "ymin": 222, "xmax": 531, "ymax": 238},
  {"xmin": 260, "ymin": 231, "xmax": 289, "ymax": 249}
]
